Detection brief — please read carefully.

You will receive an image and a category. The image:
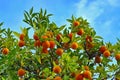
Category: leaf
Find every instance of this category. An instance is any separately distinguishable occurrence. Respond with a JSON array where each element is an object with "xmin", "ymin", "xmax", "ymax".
[
  {"xmin": 13, "ymin": 31, "xmax": 20, "ymax": 38},
  {"xmin": 95, "ymin": 36, "xmax": 103, "ymax": 39},
  {"xmin": 24, "ymin": 13, "xmax": 28, "ymax": 21},
  {"xmin": 32, "ymin": 13, "xmax": 38, "ymax": 18},
  {"xmin": 29, "ymin": 7, "xmax": 33, "ymax": 15},
  {"xmin": 44, "ymin": 9, "xmax": 47, "ymax": 16},
  {"xmin": 71, "ymin": 15, "xmax": 75, "ymax": 21},
  {"xmin": 63, "ymin": 75, "xmax": 69, "ymax": 80},
  {"xmin": 60, "ymin": 36, "xmax": 70, "ymax": 43},
  {"xmin": 66, "ymin": 19, "xmax": 72, "ymax": 23},
  {"xmin": 47, "ymin": 14, "xmax": 53, "ymax": 17},
  {"xmin": 59, "ymin": 25, "xmax": 66, "ymax": 31},
  {"xmin": 35, "ymin": 55, "xmax": 41, "ymax": 64},
  {"xmin": 24, "ymin": 10, "xmax": 30, "ymax": 19},
  {"xmin": 0, "ymin": 22, "xmax": 3, "ymax": 26}
]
